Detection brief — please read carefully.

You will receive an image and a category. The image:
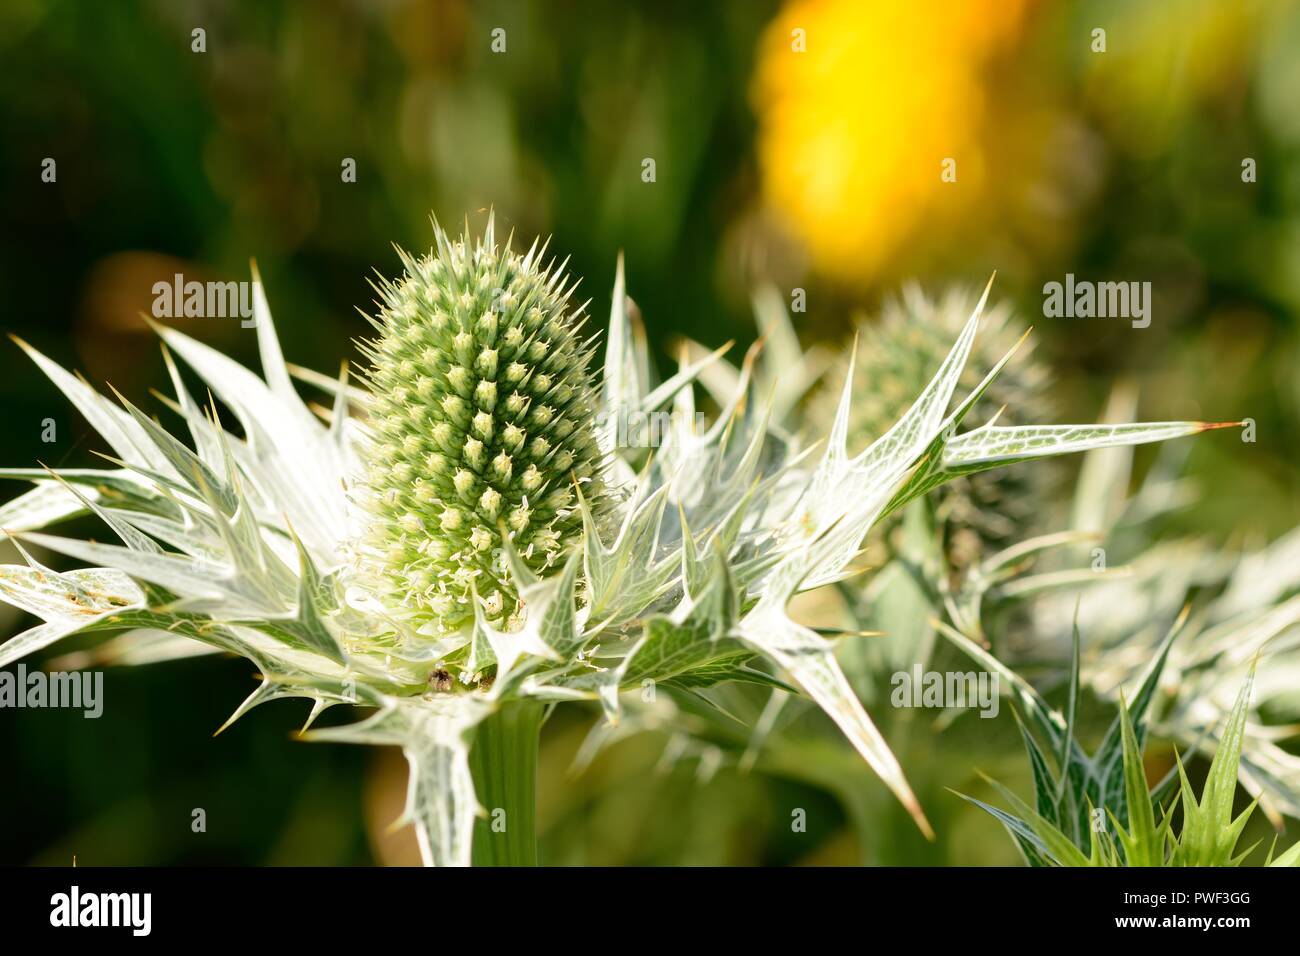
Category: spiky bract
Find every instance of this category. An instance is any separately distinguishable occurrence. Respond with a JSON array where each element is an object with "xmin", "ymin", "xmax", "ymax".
[
  {"xmin": 818, "ymin": 286, "xmax": 1049, "ymax": 565},
  {"xmin": 358, "ymin": 222, "xmax": 607, "ymax": 633}
]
